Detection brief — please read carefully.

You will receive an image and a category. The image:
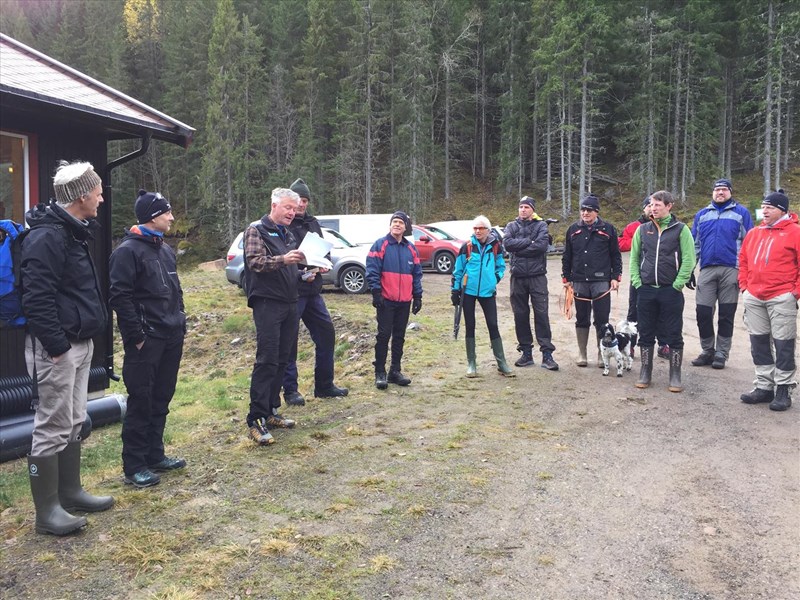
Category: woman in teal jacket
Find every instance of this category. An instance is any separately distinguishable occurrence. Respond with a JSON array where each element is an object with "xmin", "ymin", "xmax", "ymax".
[{"xmin": 451, "ymin": 215, "xmax": 514, "ymax": 378}]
